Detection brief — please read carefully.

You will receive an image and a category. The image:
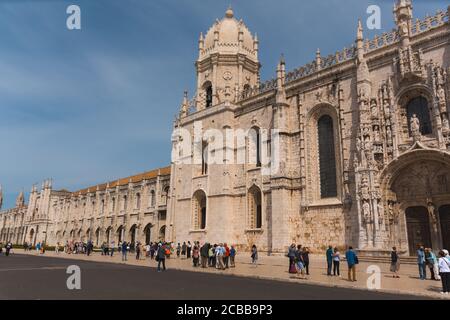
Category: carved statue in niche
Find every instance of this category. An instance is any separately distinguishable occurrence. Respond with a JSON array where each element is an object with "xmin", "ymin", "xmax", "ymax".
[
  {"xmin": 442, "ymin": 116, "xmax": 450, "ymax": 135},
  {"xmin": 427, "ymin": 201, "xmax": 438, "ymax": 224},
  {"xmin": 360, "ymin": 175, "xmax": 370, "ymax": 200},
  {"xmin": 373, "ymin": 125, "xmax": 381, "ymax": 142},
  {"xmin": 362, "ymin": 200, "xmax": 373, "ymax": 246},
  {"xmin": 398, "ymin": 20, "xmax": 409, "ymax": 38},
  {"xmin": 386, "ymin": 126, "xmax": 393, "ymax": 145},
  {"xmin": 437, "ymin": 85, "xmax": 446, "ymax": 109},
  {"xmin": 377, "ymin": 200, "xmax": 384, "ymax": 225},
  {"xmin": 410, "ymin": 114, "xmax": 421, "ymax": 141},
  {"xmin": 371, "ymin": 101, "xmax": 378, "ymax": 118}
]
